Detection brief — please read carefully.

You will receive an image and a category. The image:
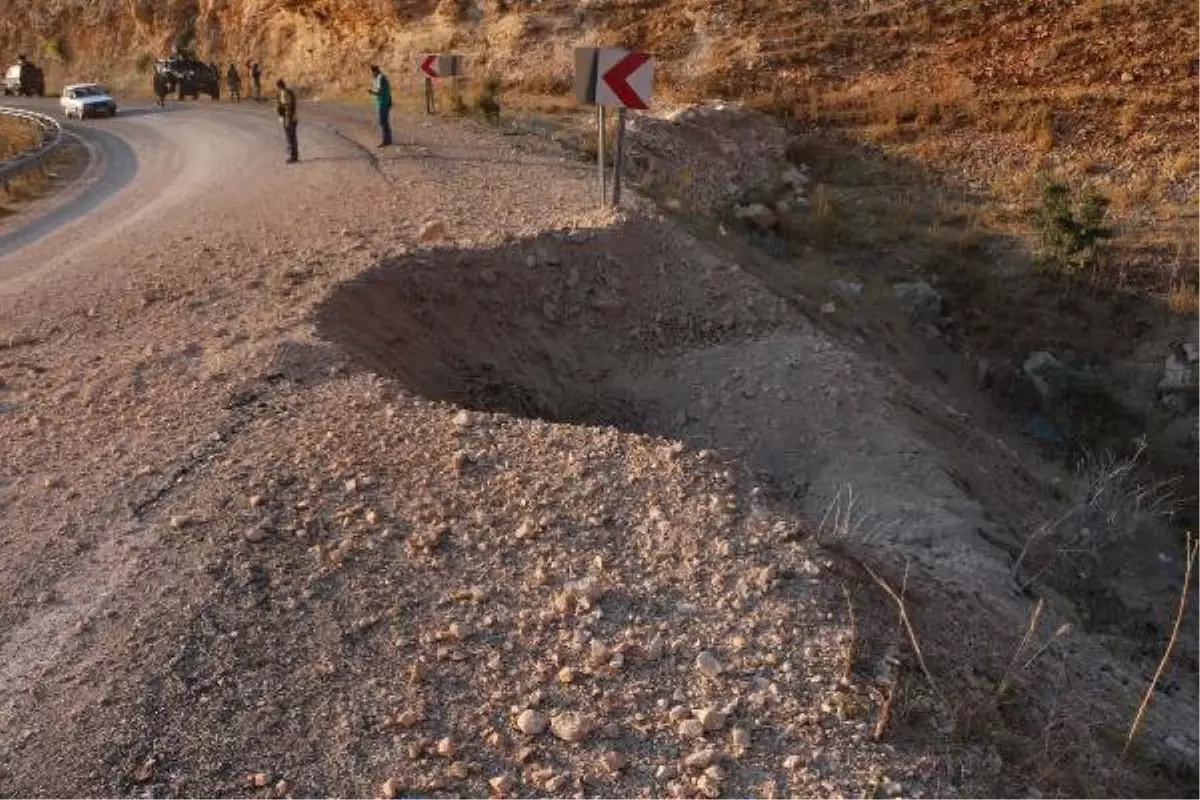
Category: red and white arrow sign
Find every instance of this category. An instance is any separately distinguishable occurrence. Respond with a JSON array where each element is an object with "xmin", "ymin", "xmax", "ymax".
[
  {"xmin": 420, "ymin": 54, "xmax": 441, "ymax": 78},
  {"xmin": 595, "ymin": 49, "xmax": 653, "ymax": 109}
]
